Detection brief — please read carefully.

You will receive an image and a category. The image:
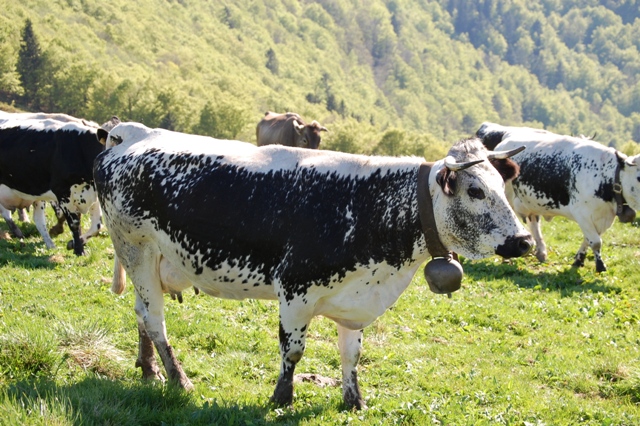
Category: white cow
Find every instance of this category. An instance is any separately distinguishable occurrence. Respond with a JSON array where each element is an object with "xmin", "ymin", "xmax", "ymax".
[
  {"xmin": 94, "ymin": 122, "xmax": 532, "ymax": 409},
  {"xmin": 477, "ymin": 122, "xmax": 640, "ymax": 272}
]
